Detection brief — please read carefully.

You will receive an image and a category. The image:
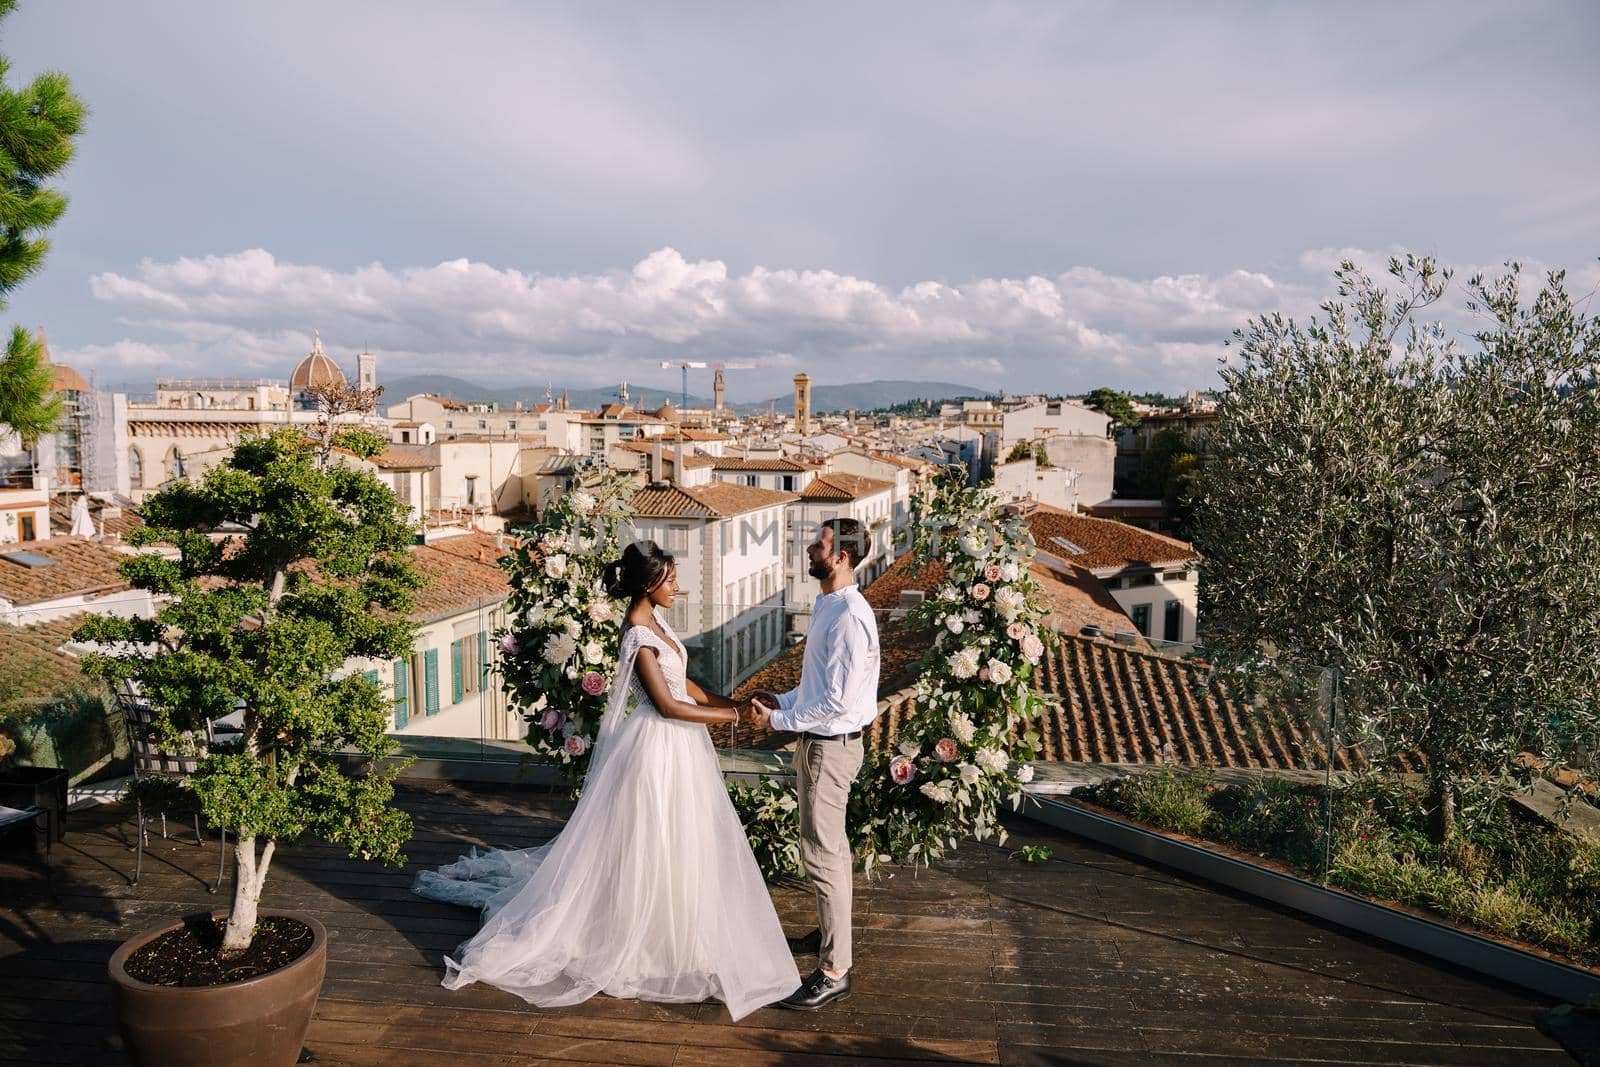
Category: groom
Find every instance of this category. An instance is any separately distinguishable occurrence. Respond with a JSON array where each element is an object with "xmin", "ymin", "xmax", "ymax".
[{"xmin": 749, "ymin": 517, "xmax": 880, "ymax": 1011}]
